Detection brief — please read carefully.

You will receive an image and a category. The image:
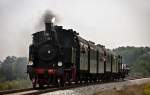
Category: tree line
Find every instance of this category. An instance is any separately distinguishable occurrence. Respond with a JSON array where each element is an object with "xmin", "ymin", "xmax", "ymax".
[
  {"xmin": 113, "ymin": 46, "xmax": 150, "ymax": 77},
  {"xmin": 0, "ymin": 56, "xmax": 28, "ymax": 82}
]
